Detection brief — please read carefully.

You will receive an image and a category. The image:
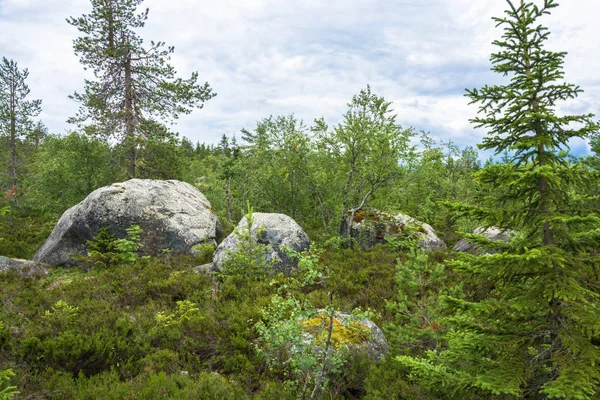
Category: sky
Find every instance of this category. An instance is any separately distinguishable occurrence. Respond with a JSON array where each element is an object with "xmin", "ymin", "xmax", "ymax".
[{"xmin": 0, "ymin": 0, "xmax": 599, "ymax": 156}]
